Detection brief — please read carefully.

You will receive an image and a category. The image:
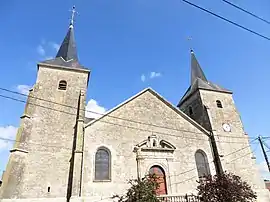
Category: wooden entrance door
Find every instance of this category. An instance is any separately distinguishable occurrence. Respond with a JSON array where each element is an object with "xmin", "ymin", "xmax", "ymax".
[{"xmin": 149, "ymin": 165, "xmax": 167, "ymax": 195}]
